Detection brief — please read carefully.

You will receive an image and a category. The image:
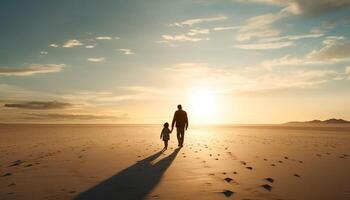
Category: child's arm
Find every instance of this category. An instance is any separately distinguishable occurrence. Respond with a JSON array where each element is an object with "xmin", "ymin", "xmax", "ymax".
[{"xmin": 160, "ymin": 130, "xmax": 163, "ymax": 139}]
